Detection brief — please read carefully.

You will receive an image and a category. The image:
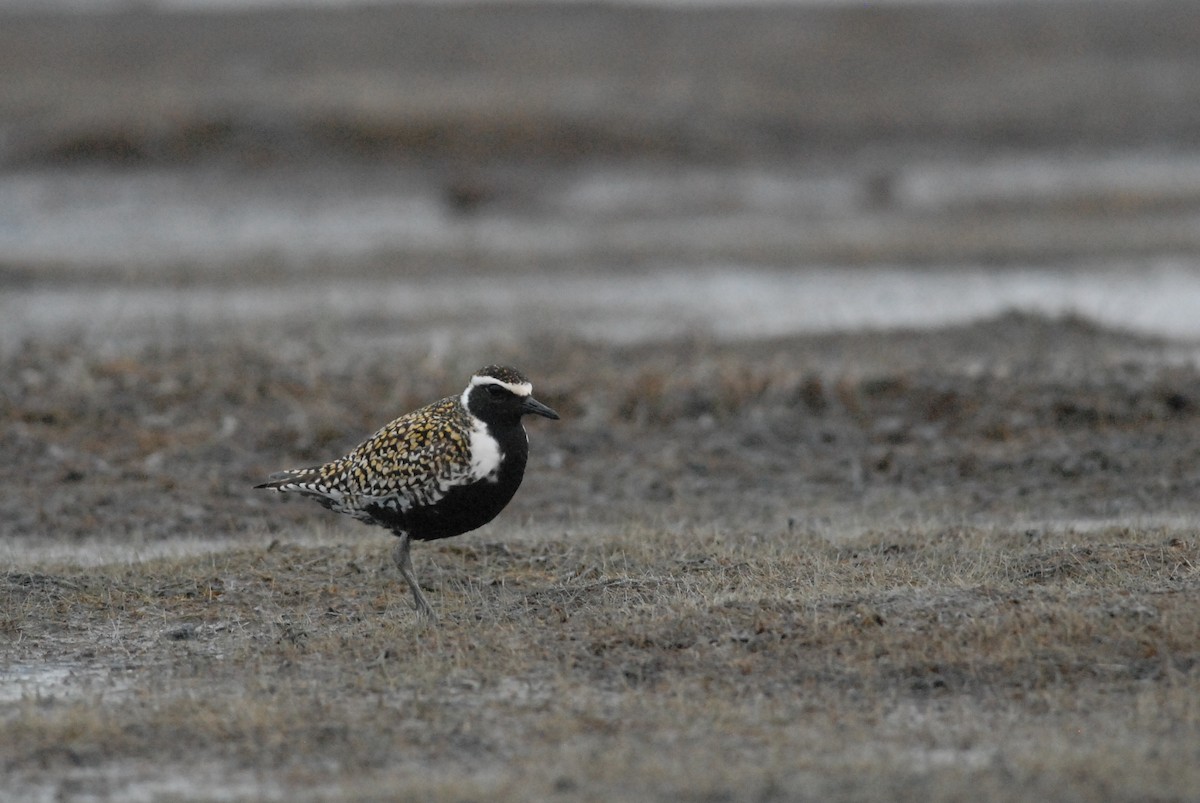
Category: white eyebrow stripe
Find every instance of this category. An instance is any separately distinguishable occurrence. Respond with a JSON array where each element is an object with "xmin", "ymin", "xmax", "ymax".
[{"xmin": 470, "ymin": 375, "xmax": 533, "ymax": 396}]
